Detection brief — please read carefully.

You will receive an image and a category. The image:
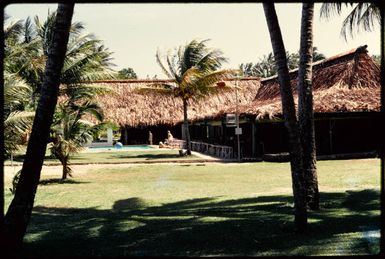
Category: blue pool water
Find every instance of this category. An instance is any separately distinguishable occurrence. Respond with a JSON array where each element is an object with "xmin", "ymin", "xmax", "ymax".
[{"xmin": 87, "ymin": 145, "xmax": 154, "ymax": 151}]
